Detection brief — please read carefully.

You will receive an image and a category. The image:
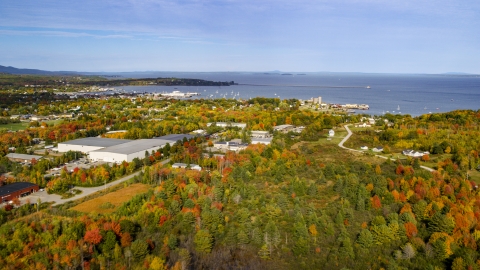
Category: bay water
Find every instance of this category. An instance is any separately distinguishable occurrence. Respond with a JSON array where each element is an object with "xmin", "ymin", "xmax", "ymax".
[{"xmin": 111, "ymin": 72, "xmax": 480, "ymax": 117}]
